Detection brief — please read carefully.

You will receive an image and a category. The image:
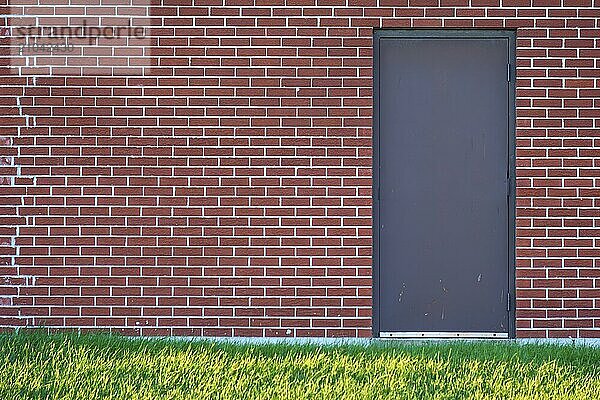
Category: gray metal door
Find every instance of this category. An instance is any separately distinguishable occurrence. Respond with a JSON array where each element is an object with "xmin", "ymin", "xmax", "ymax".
[{"xmin": 373, "ymin": 31, "xmax": 516, "ymax": 338}]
